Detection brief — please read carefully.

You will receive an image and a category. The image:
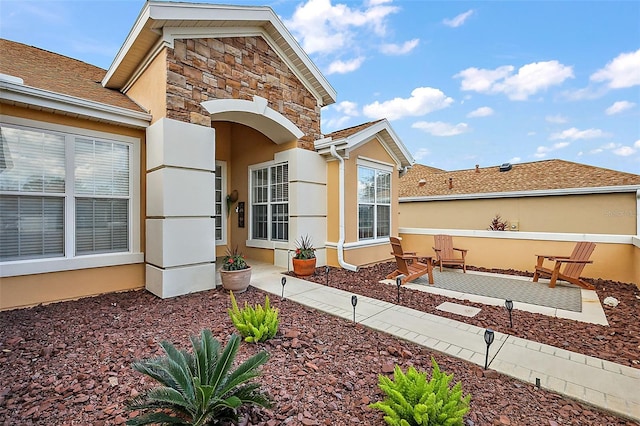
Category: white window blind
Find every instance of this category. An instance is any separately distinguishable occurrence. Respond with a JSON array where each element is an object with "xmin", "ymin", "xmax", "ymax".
[
  {"xmin": 251, "ymin": 163, "xmax": 288, "ymax": 242},
  {"xmin": 358, "ymin": 166, "xmax": 391, "ymax": 240}
]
